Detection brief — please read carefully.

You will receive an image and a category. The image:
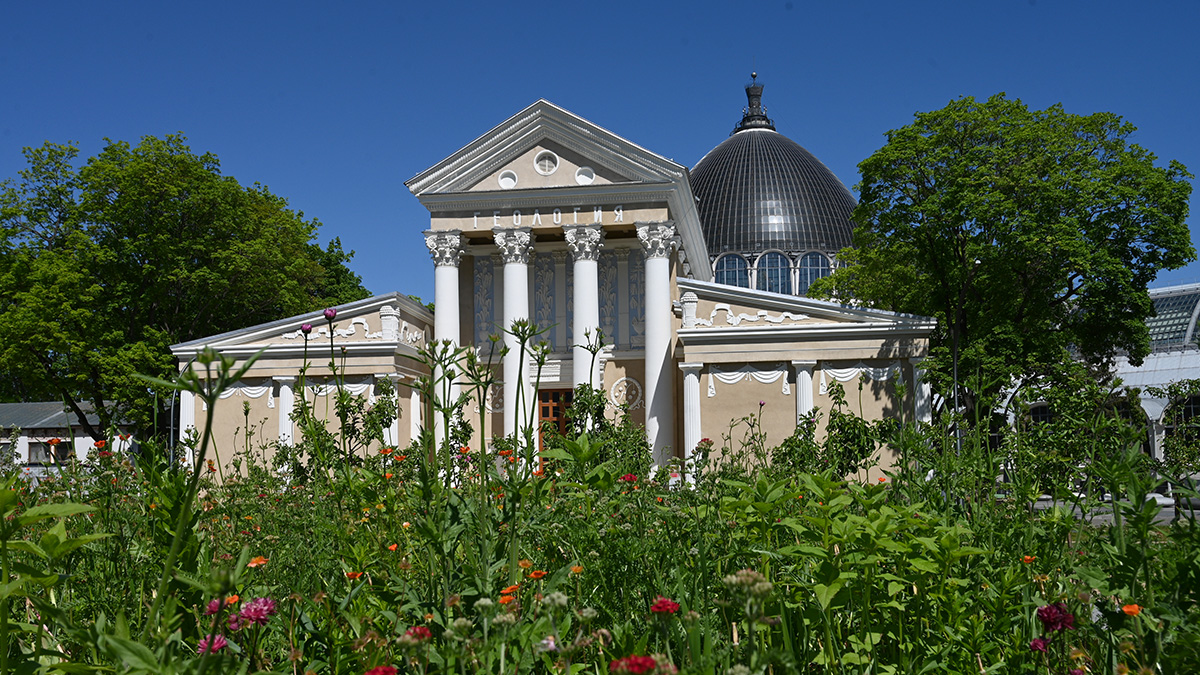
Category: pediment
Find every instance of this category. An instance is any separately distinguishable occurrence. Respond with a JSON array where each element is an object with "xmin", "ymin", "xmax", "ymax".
[
  {"xmin": 169, "ymin": 294, "xmax": 434, "ymax": 358},
  {"xmin": 465, "ymin": 139, "xmax": 636, "ymax": 192},
  {"xmin": 406, "ymin": 99, "xmax": 687, "ymax": 197}
]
